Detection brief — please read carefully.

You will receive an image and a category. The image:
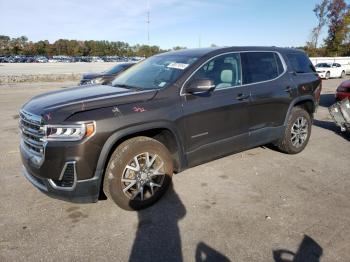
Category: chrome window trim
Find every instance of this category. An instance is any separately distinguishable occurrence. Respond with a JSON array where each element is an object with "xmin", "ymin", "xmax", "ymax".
[
  {"xmin": 48, "ymin": 161, "xmax": 77, "ymax": 191},
  {"xmin": 180, "ymin": 50, "xmax": 288, "ymax": 96}
]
